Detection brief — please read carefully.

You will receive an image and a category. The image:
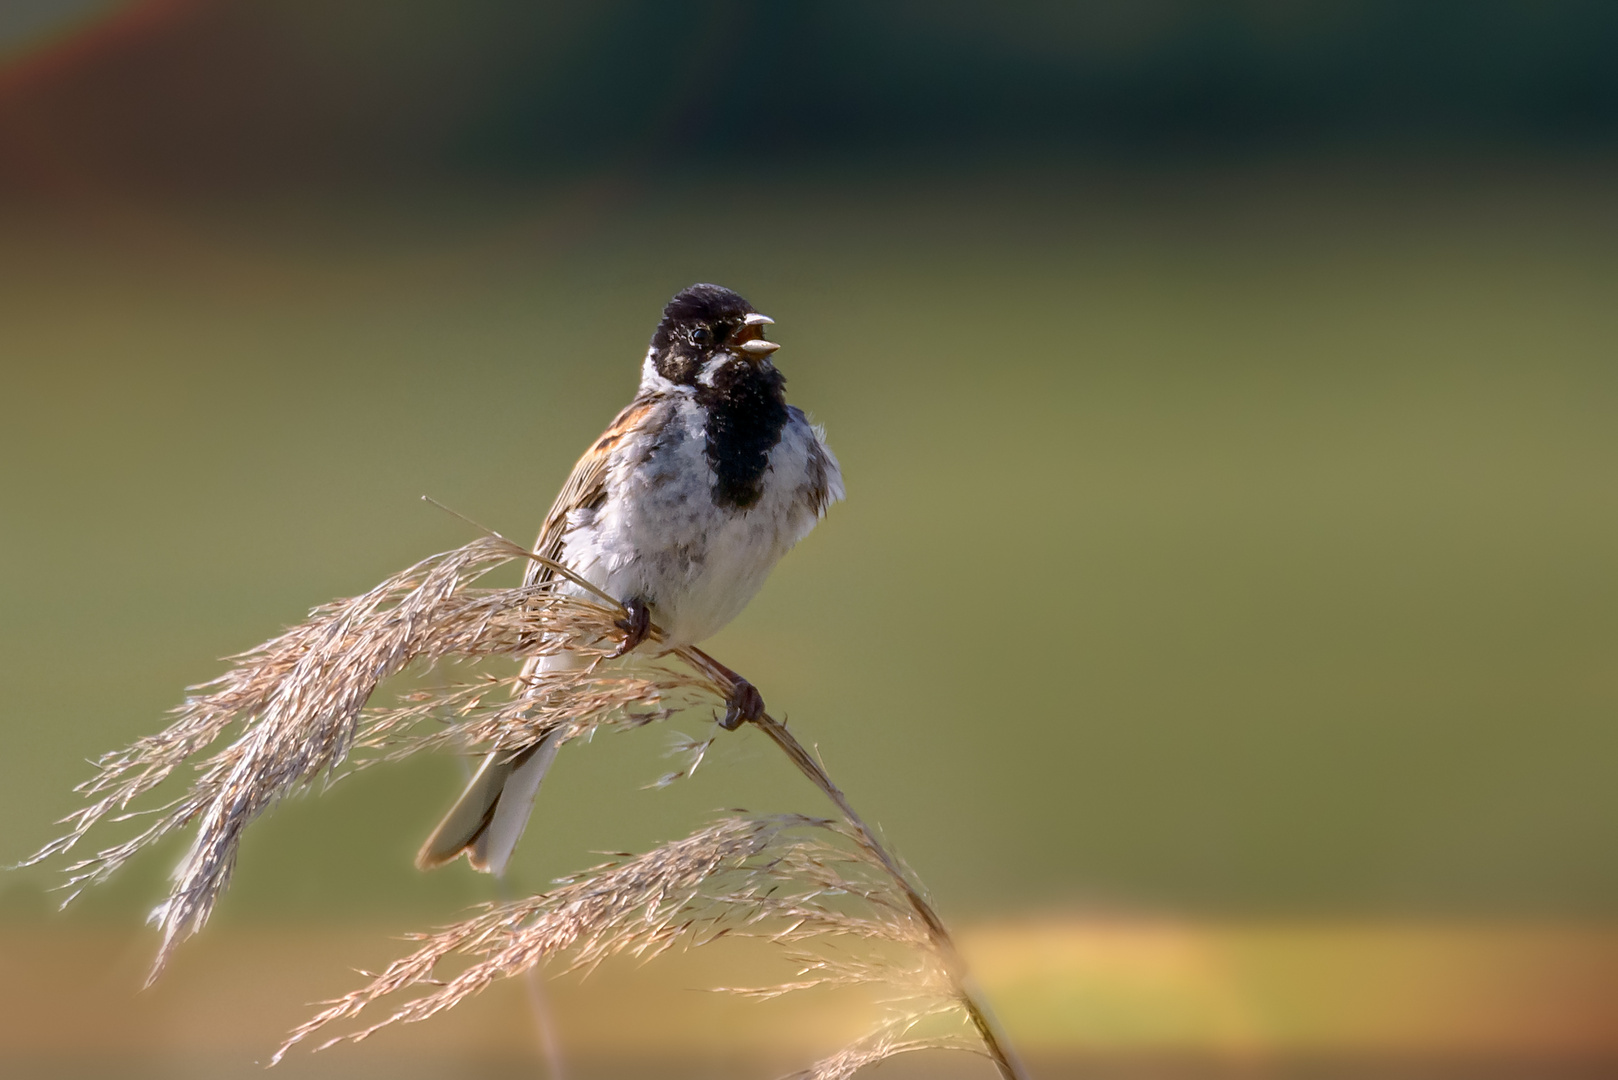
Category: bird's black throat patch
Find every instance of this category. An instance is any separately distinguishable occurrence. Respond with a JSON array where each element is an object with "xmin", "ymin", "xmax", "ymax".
[{"xmin": 696, "ymin": 360, "xmax": 789, "ymax": 511}]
